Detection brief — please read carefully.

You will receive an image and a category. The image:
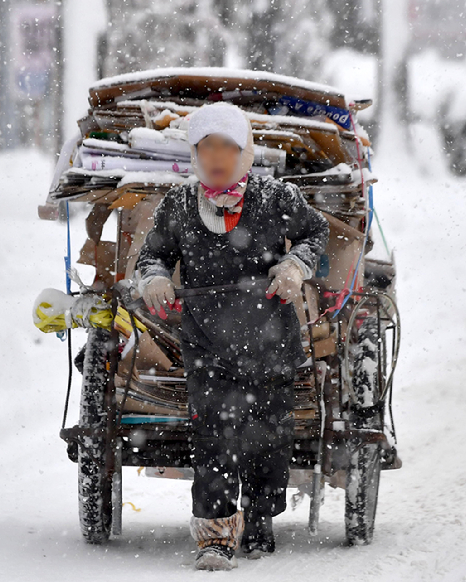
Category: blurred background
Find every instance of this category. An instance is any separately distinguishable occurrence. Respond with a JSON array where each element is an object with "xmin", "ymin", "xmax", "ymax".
[{"xmin": 1, "ymin": 0, "xmax": 465, "ymax": 174}]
